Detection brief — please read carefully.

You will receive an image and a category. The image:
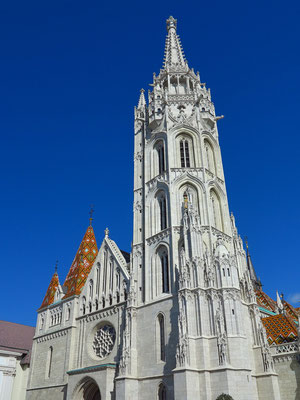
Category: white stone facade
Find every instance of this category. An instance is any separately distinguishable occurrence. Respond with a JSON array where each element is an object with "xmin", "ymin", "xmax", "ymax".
[{"xmin": 26, "ymin": 16, "xmax": 299, "ymax": 400}]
